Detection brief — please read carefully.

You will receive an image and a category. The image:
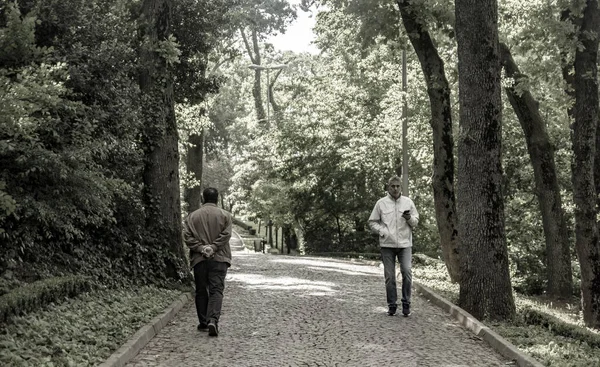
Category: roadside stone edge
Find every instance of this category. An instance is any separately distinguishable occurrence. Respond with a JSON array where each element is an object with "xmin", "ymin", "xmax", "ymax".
[
  {"xmin": 340, "ymin": 257, "xmax": 543, "ymax": 367},
  {"xmin": 98, "ymin": 291, "xmax": 194, "ymax": 367},
  {"xmin": 413, "ymin": 282, "xmax": 543, "ymax": 367}
]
